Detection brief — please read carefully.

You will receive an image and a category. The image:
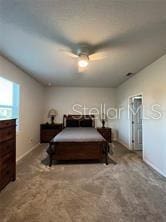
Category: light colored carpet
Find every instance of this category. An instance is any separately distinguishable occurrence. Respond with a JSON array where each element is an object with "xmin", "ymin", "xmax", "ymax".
[{"xmin": 0, "ymin": 142, "xmax": 166, "ymax": 222}]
